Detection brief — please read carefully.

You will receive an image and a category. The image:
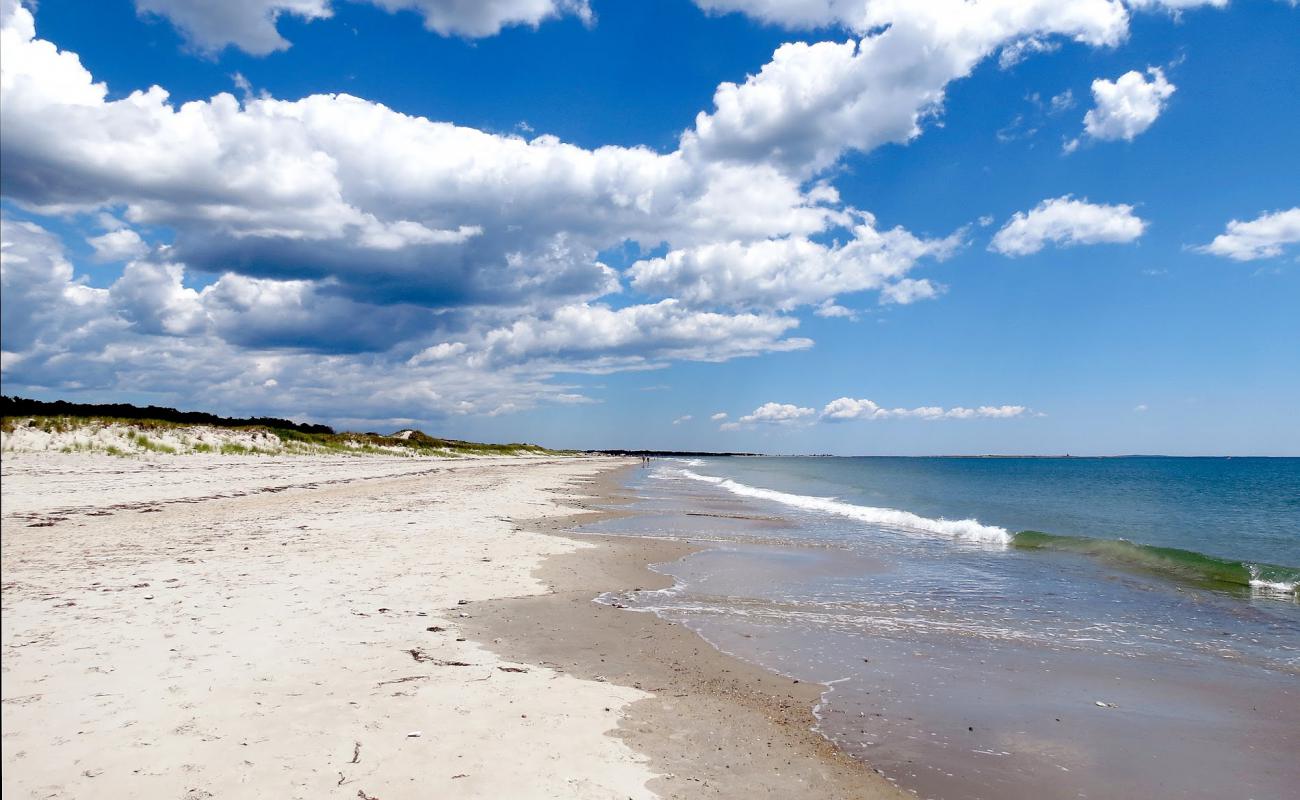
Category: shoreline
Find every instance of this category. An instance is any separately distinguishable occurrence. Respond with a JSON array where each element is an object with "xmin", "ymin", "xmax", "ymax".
[
  {"xmin": 543, "ymin": 459, "xmax": 1300, "ymax": 800},
  {"xmin": 462, "ymin": 463, "xmax": 907, "ymax": 799},
  {"xmin": 2, "ymin": 451, "xmax": 904, "ymax": 798}
]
